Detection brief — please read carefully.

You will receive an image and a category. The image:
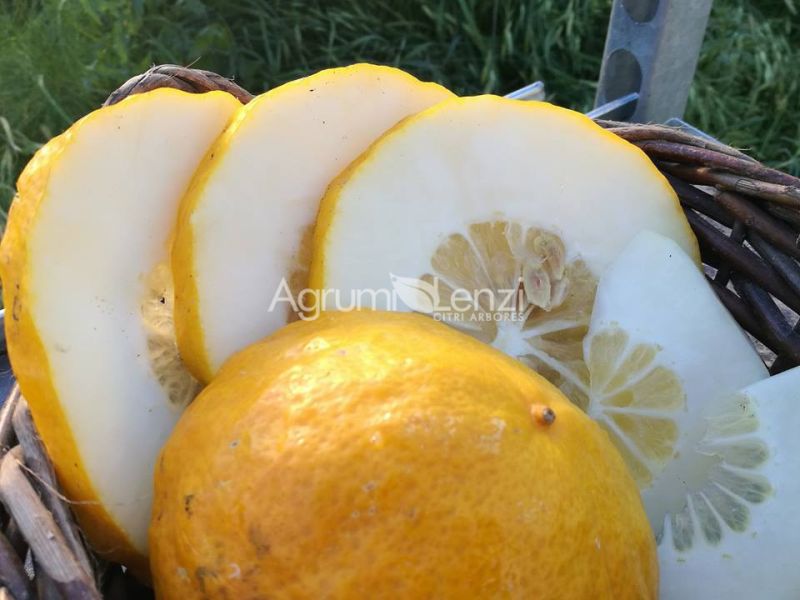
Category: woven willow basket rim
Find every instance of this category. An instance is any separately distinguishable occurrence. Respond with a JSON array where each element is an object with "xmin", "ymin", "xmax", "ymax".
[{"xmin": 0, "ymin": 64, "xmax": 798, "ymax": 598}]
